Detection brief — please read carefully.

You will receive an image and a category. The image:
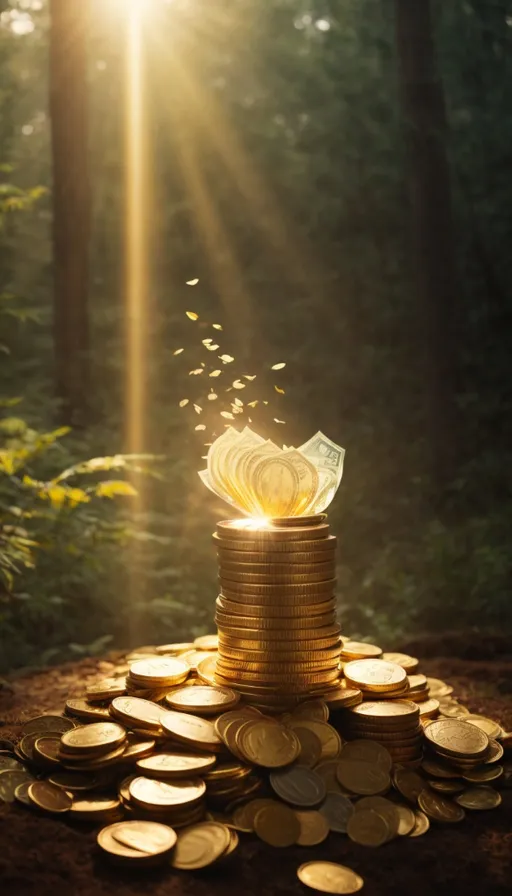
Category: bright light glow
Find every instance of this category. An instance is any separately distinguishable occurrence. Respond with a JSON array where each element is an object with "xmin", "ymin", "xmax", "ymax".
[{"xmin": 125, "ymin": 2, "xmax": 148, "ymax": 620}]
